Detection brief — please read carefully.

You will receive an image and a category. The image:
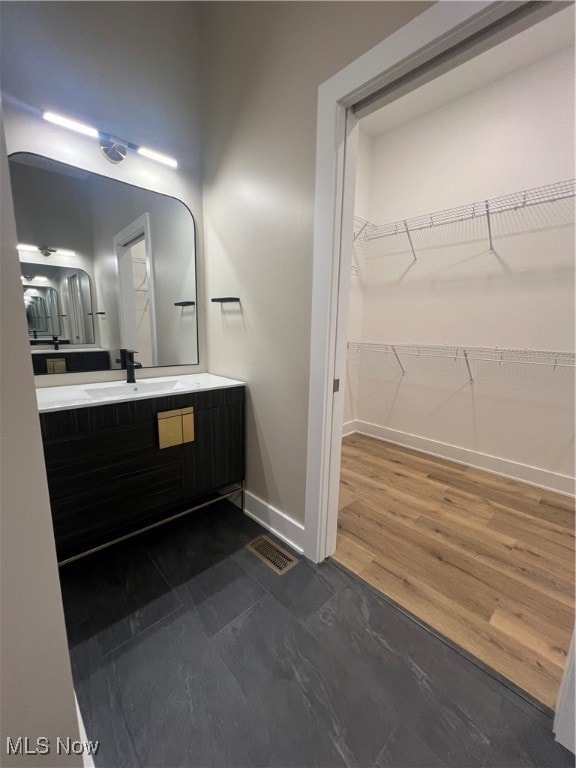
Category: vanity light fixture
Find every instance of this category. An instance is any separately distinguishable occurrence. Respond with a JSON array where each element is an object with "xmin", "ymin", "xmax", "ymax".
[
  {"xmin": 17, "ymin": 243, "xmax": 39, "ymax": 254},
  {"xmin": 99, "ymin": 137, "xmax": 128, "ymax": 165},
  {"xmin": 22, "ymin": 275, "xmax": 48, "ymax": 282},
  {"xmin": 52, "ymin": 248, "xmax": 77, "ymax": 258},
  {"xmin": 43, "ymin": 111, "xmax": 99, "ymax": 138},
  {"xmin": 137, "ymin": 146, "xmax": 178, "ymax": 169},
  {"xmin": 42, "ymin": 109, "xmax": 178, "ymax": 169},
  {"xmin": 17, "ymin": 244, "xmax": 77, "ymax": 258}
]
